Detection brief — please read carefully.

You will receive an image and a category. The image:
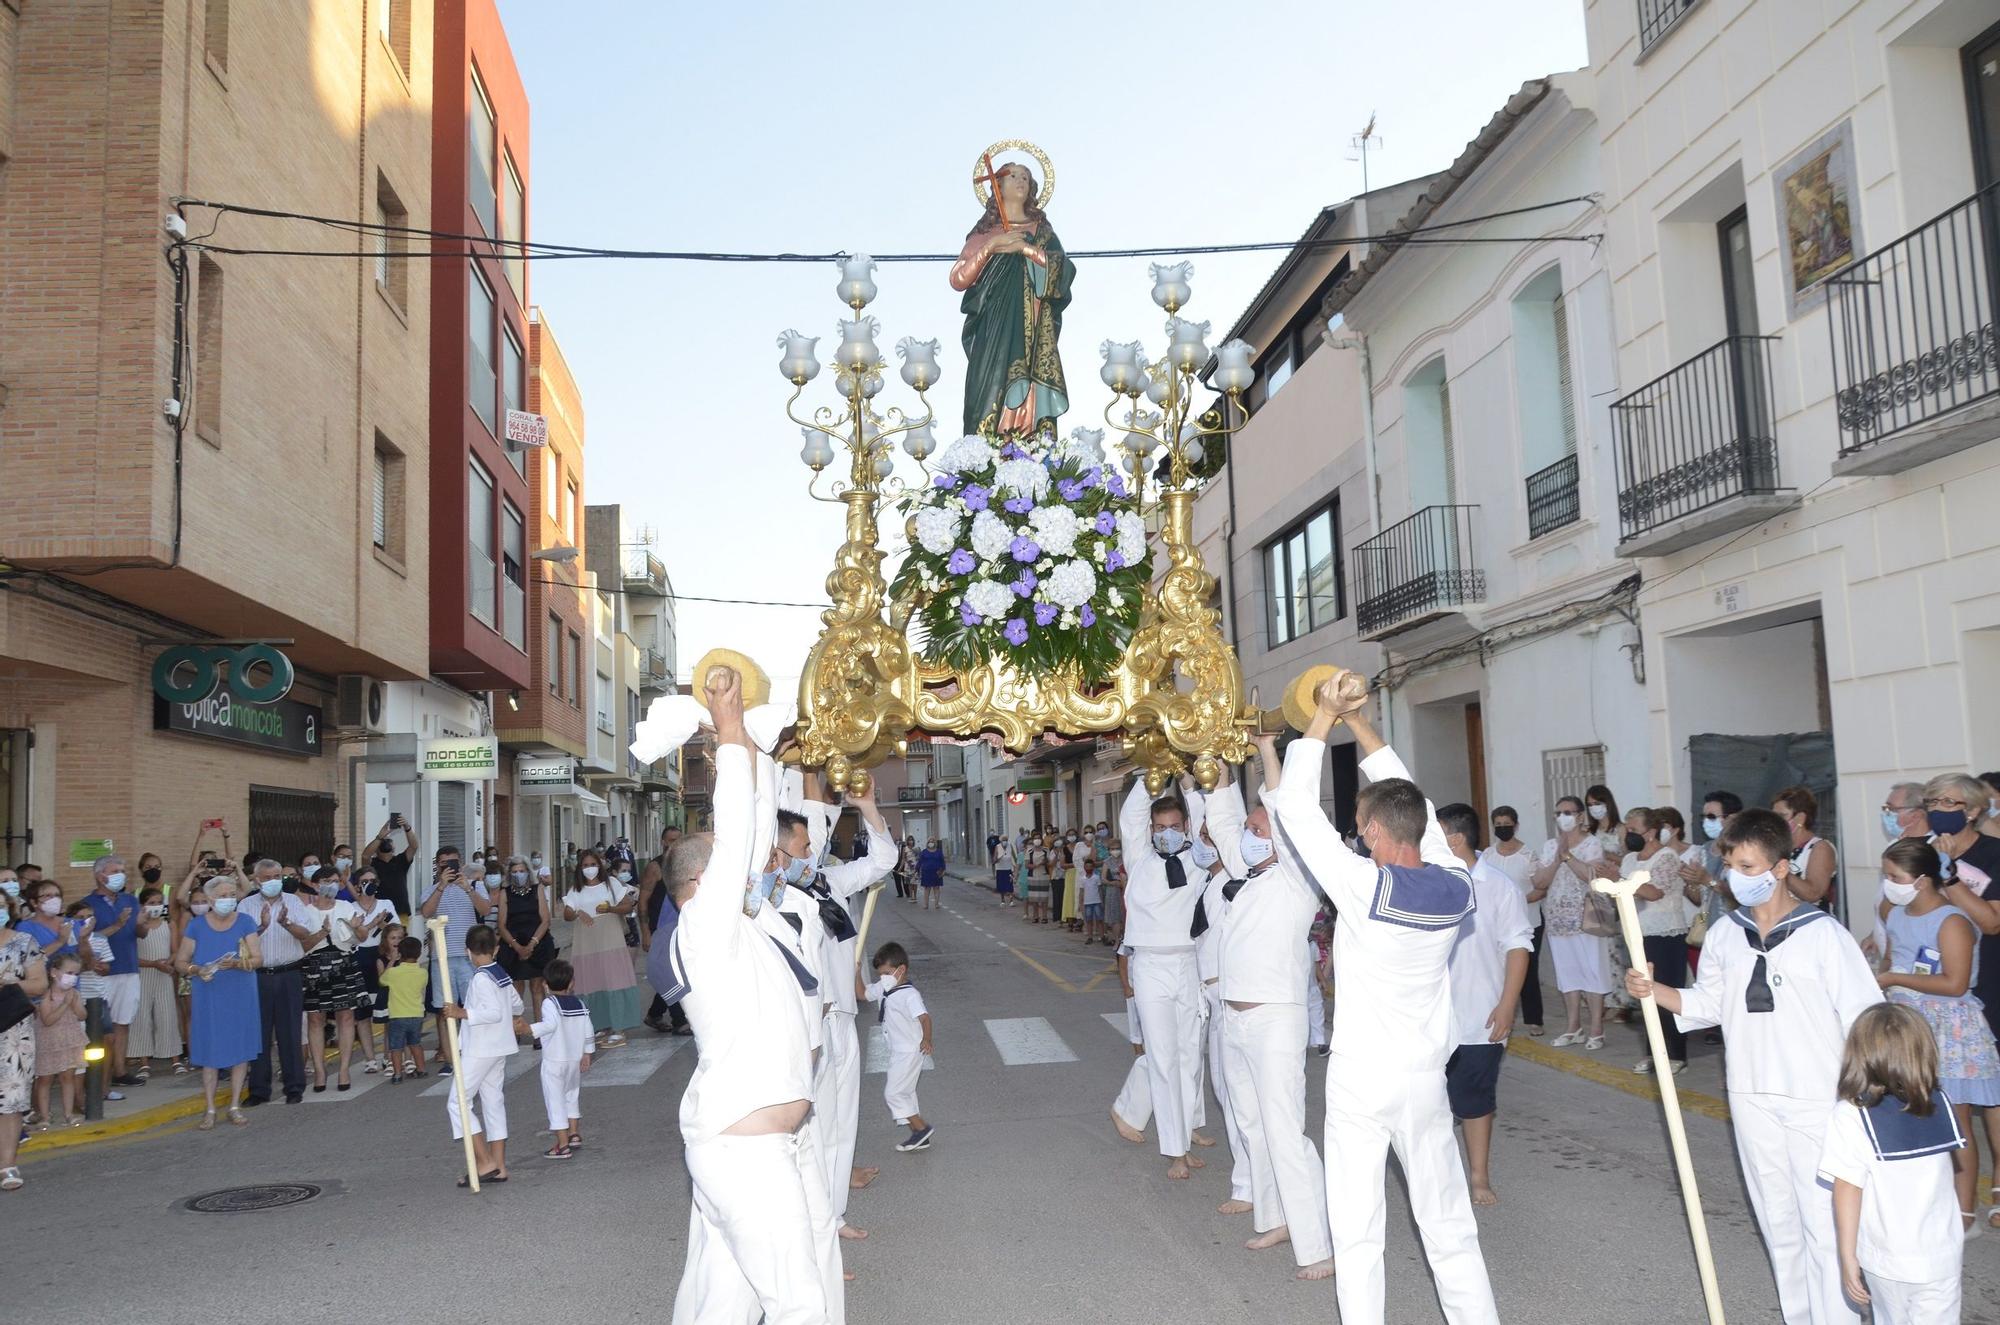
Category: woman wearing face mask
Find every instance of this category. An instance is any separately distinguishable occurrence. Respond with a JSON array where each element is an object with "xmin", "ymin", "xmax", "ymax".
[
  {"xmin": 1621, "ymin": 808, "xmax": 1690, "ymax": 1076},
  {"xmin": 346, "ymin": 867, "xmax": 398, "ymax": 1073},
  {"xmin": 1918, "ymin": 772, "xmax": 2000, "ymax": 1218},
  {"xmin": 1584, "ymin": 784, "xmax": 1640, "ymax": 1022},
  {"xmin": 128, "ymin": 886, "xmax": 185, "ymax": 1076},
  {"xmin": 1770, "ymin": 786, "xmax": 1837, "ymax": 909},
  {"xmin": 16, "ymin": 882, "xmax": 72, "ymax": 962},
  {"xmin": 563, "ymin": 850, "xmax": 641, "ymax": 1049},
  {"xmin": 1024, "ymin": 834, "xmax": 1051, "ymax": 924},
  {"xmin": 0, "ymin": 886, "xmax": 48, "ymax": 1188},
  {"xmin": 298, "ymin": 869, "xmax": 368, "ymax": 1091},
  {"xmin": 1530, "ymin": 796, "xmax": 1610, "ymax": 1050},
  {"xmin": 0, "ymin": 868, "xmax": 21, "ymax": 925},
  {"xmin": 175, "ymin": 877, "xmax": 262, "ymax": 1128},
  {"xmin": 497, "ymin": 854, "xmax": 555, "ymax": 1013},
  {"xmin": 1874, "ymin": 837, "xmax": 2000, "ymax": 1233}
]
